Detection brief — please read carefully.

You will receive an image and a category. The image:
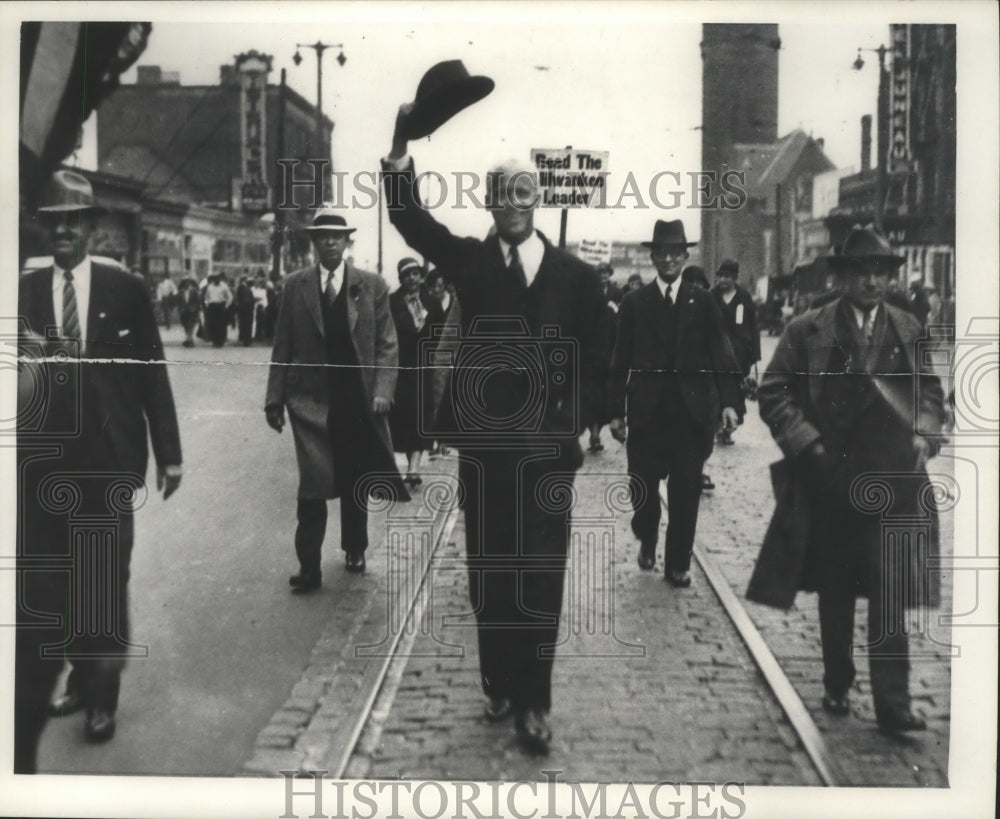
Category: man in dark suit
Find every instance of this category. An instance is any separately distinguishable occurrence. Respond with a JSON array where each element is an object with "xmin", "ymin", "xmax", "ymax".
[
  {"xmin": 382, "ymin": 102, "xmax": 608, "ymax": 755},
  {"xmin": 757, "ymin": 225, "xmax": 946, "ymax": 734},
  {"xmin": 711, "ymin": 258, "xmax": 761, "ymax": 443},
  {"xmin": 608, "ymin": 219, "xmax": 741, "ymax": 588},
  {"xmin": 265, "ymin": 210, "xmax": 407, "ymax": 590},
  {"xmin": 17, "ymin": 171, "xmax": 182, "ymax": 760}
]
